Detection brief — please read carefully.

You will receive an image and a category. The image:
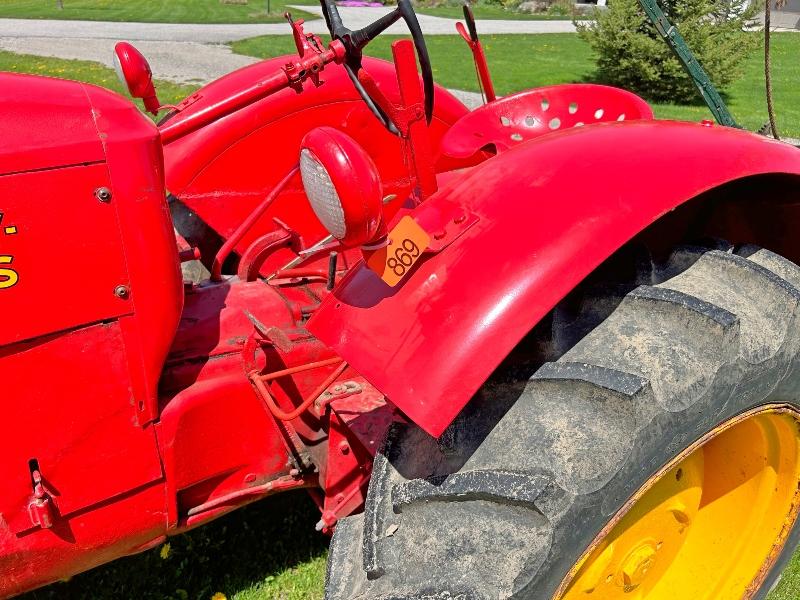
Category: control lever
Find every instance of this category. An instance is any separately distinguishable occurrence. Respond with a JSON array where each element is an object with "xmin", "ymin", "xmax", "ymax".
[{"xmin": 456, "ymin": 4, "xmax": 496, "ymax": 103}]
